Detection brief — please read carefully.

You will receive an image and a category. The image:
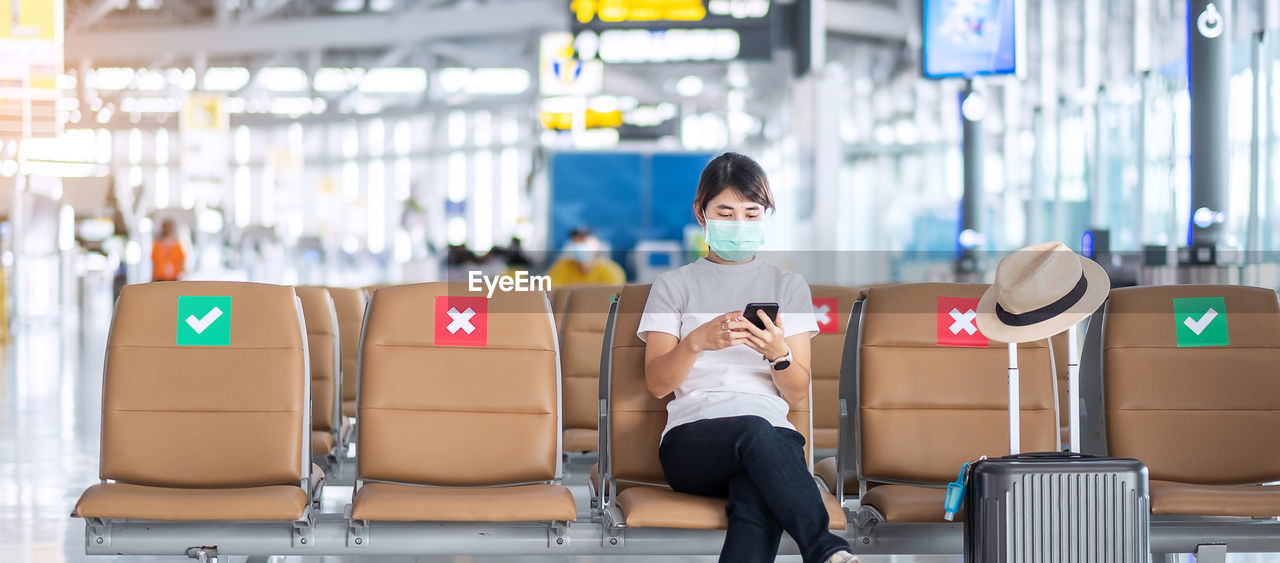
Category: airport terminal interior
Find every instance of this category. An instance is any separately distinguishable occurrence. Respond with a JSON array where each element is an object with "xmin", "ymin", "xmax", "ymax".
[{"xmin": 11, "ymin": 0, "xmax": 1280, "ymax": 561}]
